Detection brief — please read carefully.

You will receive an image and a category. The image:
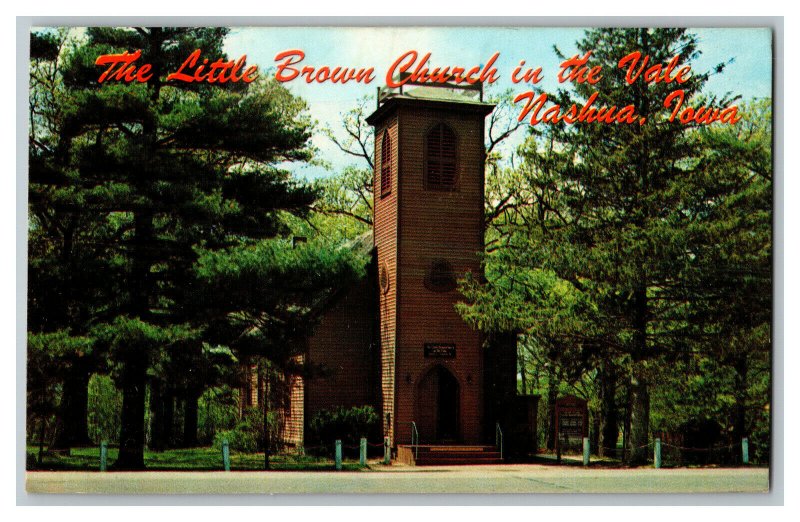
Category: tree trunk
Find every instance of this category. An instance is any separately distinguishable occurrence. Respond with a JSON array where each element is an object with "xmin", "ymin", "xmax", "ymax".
[
  {"xmin": 116, "ymin": 37, "xmax": 160, "ymax": 462},
  {"xmin": 183, "ymin": 386, "xmax": 199, "ymax": 448},
  {"xmin": 149, "ymin": 379, "xmax": 167, "ymax": 452},
  {"xmin": 590, "ymin": 409, "xmax": 600, "ymax": 455},
  {"xmin": 37, "ymin": 417, "xmax": 46, "ymax": 466},
  {"xmin": 599, "ymin": 363, "xmax": 619, "ymax": 457},
  {"xmin": 50, "ymin": 362, "xmax": 92, "ymax": 450},
  {"xmin": 732, "ymin": 353, "xmax": 748, "ymax": 442},
  {"xmin": 114, "ymin": 355, "xmax": 148, "ymax": 470},
  {"xmin": 114, "ymin": 209, "xmax": 154, "ymax": 470},
  {"xmin": 164, "ymin": 385, "xmax": 175, "ymax": 448},
  {"xmin": 262, "ymin": 366, "xmax": 270, "ymax": 470},
  {"xmin": 627, "ymin": 368, "xmax": 650, "ymax": 465},
  {"xmin": 626, "ymin": 283, "xmax": 650, "ymax": 465},
  {"xmin": 623, "ymin": 381, "xmax": 631, "ymax": 463},
  {"xmin": 545, "ymin": 372, "xmax": 558, "ymax": 451}
]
